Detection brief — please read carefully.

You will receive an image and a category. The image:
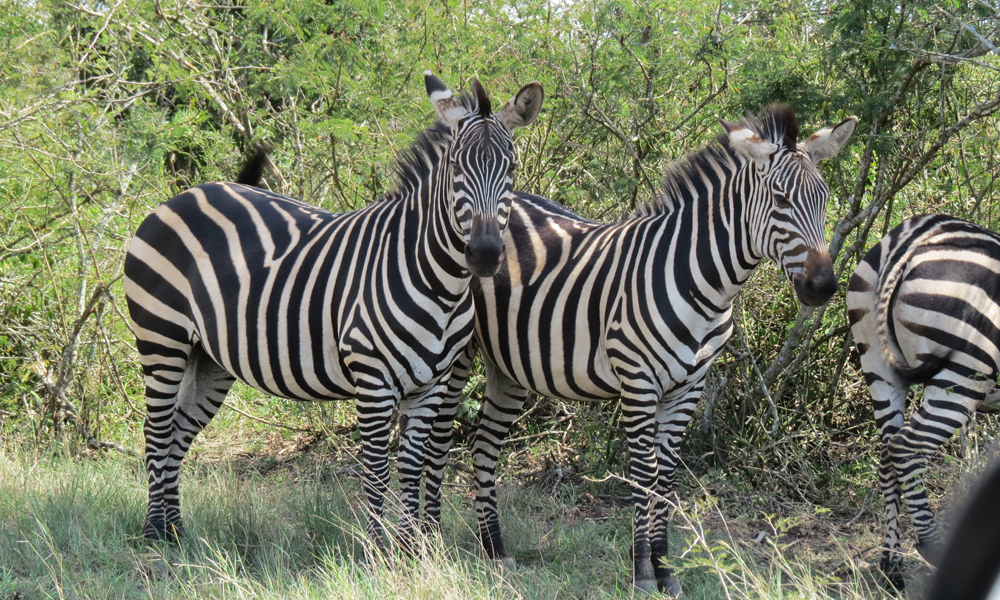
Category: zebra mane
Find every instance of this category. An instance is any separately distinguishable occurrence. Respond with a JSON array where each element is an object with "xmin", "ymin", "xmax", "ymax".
[
  {"xmin": 744, "ymin": 104, "xmax": 798, "ymax": 150},
  {"xmin": 389, "ymin": 89, "xmax": 496, "ymax": 198},
  {"xmin": 390, "ymin": 120, "xmax": 452, "ymax": 198},
  {"xmin": 634, "ymin": 104, "xmax": 799, "ymax": 218},
  {"xmin": 459, "ymin": 87, "xmax": 490, "ymax": 117}
]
